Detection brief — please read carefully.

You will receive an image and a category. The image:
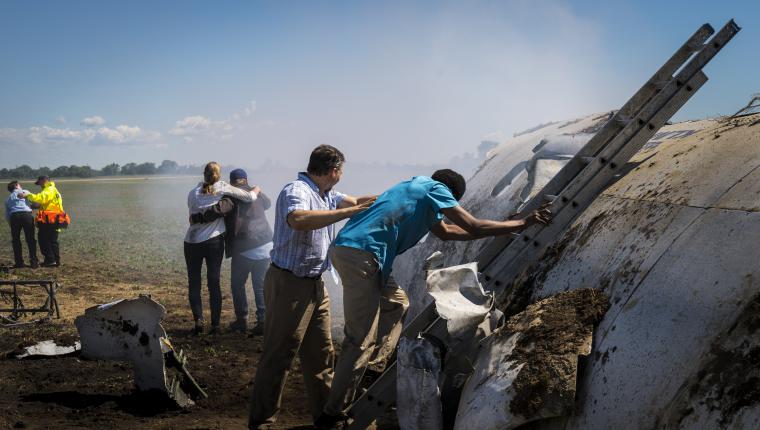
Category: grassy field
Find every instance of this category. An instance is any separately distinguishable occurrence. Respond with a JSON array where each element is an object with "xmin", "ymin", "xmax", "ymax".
[{"xmin": 0, "ymin": 176, "xmax": 320, "ymax": 429}]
